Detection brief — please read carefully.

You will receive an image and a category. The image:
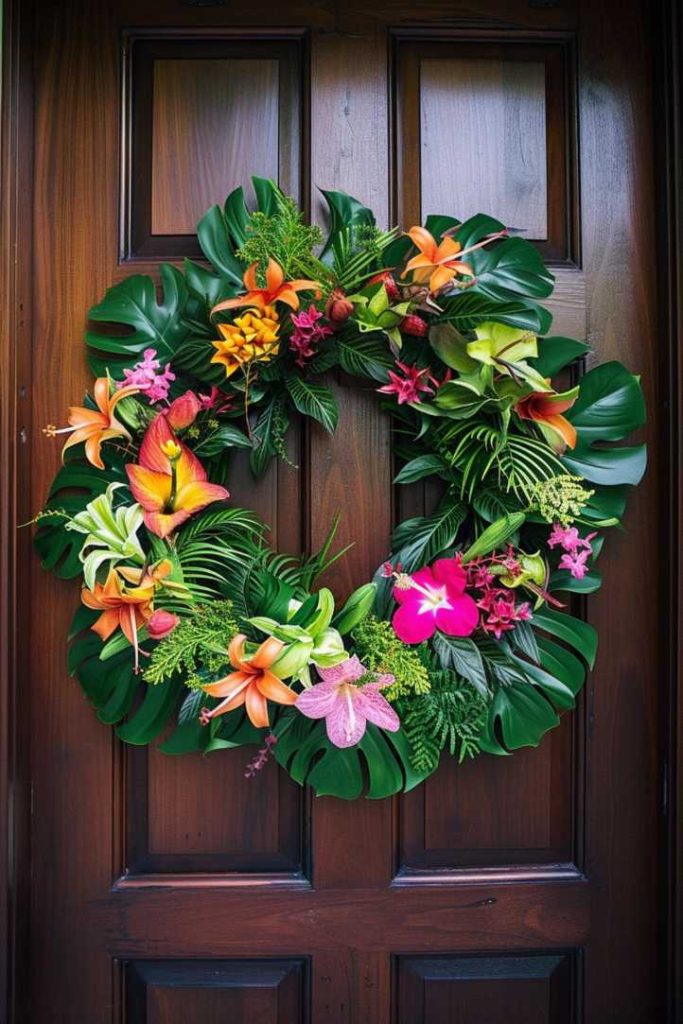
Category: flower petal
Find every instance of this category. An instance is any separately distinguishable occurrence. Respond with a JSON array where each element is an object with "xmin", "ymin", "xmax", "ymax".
[
  {"xmin": 392, "ymin": 601, "xmax": 437, "ymax": 644},
  {"xmin": 142, "ymin": 507, "xmax": 191, "ymax": 539},
  {"xmin": 174, "ymin": 480, "xmax": 230, "ymax": 515},
  {"xmin": 265, "ymin": 258, "xmax": 284, "ymax": 294},
  {"xmin": 434, "ymin": 594, "xmax": 479, "ymax": 637},
  {"xmin": 201, "ymin": 671, "xmax": 250, "ymax": 699},
  {"xmin": 431, "ymin": 557, "xmax": 467, "ymax": 593},
  {"xmin": 245, "ymin": 683, "xmax": 270, "ymax": 728},
  {"xmin": 126, "ymin": 464, "xmax": 170, "ymax": 512},
  {"xmin": 317, "ymin": 655, "xmax": 364, "ymax": 686},
  {"xmin": 393, "ymin": 567, "xmax": 438, "ymax": 605},
  {"xmin": 296, "ymin": 684, "xmax": 340, "ymax": 720},
  {"xmin": 325, "ymin": 687, "xmax": 367, "ymax": 748},
  {"xmin": 354, "ymin": 686, "xmax": 400, "ymax": 733},
  {"xmin": 138, "ymin": 414, "xmax": 175, "ymax": 474},
  {"xmin": 249, "ymin": 637, "xmax": 285, "ymax": 671},
  {"xmin": 406, "ymin": 225, "xmax": 437, "ymax": 258},
  {"xmin": 257, "ymin": 670, "xmax": 298, "ymax": 705}
]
